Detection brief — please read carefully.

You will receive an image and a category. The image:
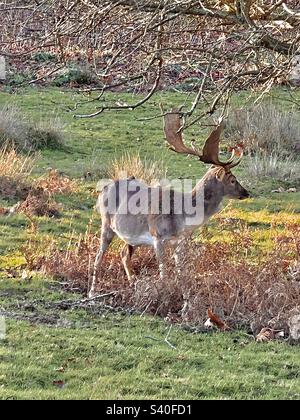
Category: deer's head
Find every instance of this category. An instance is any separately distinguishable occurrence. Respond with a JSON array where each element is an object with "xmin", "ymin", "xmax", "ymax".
[
  {"xmin": 163, "ymin": 109, "xmax": 250, "ymax": 200},
  {"xmin": 210, "ymin": 166, "xmax": 249, "ymax": 200}
]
